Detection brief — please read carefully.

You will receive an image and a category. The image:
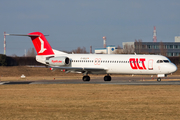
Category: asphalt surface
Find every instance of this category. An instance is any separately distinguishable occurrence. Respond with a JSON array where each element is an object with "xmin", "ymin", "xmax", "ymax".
[{"xmin": 1, "ymin": 76, "xmax": 180, "ymax": 85}]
